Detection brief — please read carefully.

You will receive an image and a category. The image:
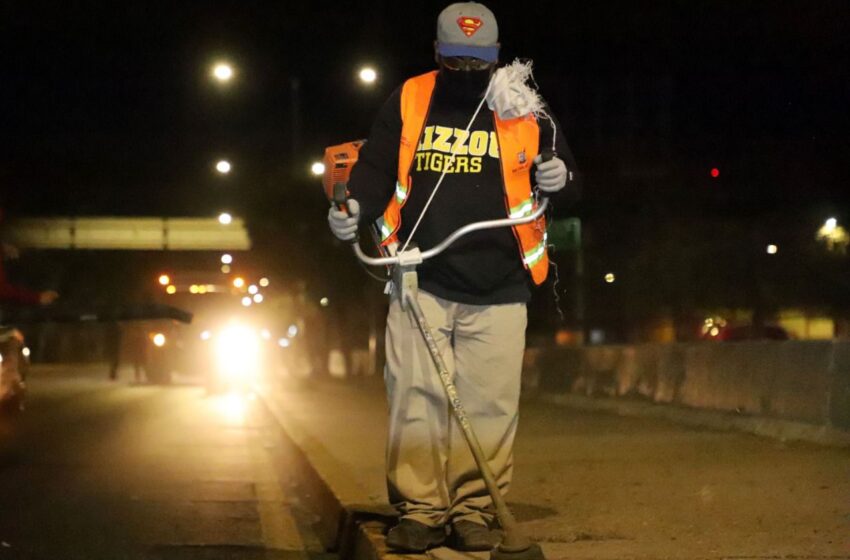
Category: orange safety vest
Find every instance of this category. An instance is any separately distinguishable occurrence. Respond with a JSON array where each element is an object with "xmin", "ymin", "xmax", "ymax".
[{"xmin": 375, "ymin": 70, "xmax": 549, "ymax": 285}]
